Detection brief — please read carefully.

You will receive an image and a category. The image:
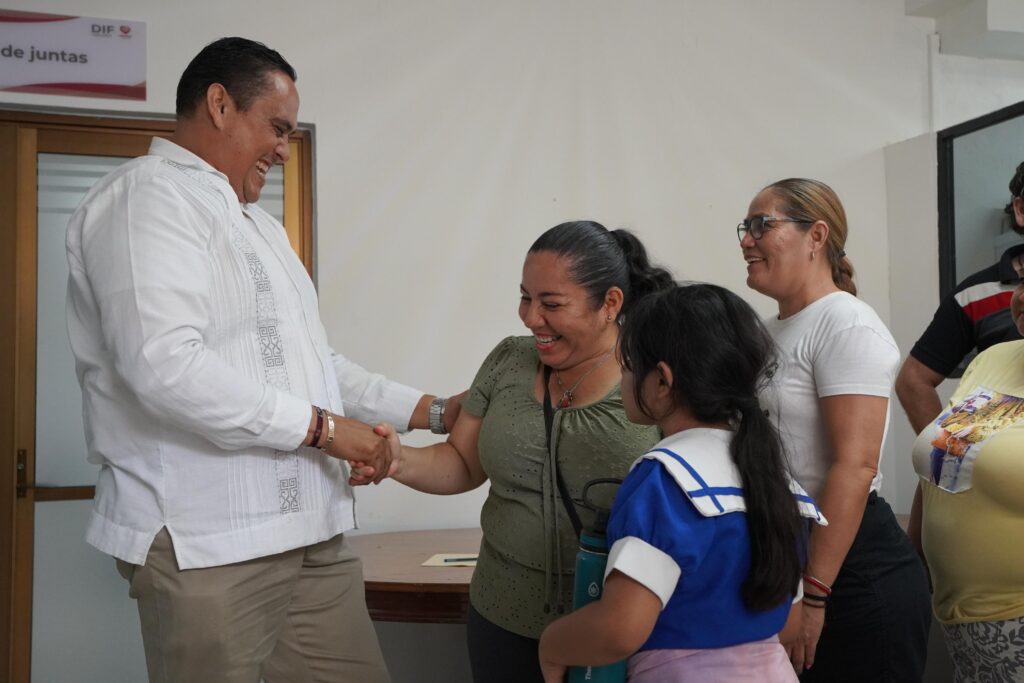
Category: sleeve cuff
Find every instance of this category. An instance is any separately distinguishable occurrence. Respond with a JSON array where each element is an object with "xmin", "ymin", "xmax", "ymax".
[
  {"xmin": 371, "ymin": 382, "xmax": 423, "ymax": 433},
  {"xmin": 605, "ymin": 536, "xmax": 681, "ymax": 609},
  {"xmin": 263, "ymin": 391, "xmax": 314, "ymax": 451},
  {"xmin": 817, "ymin": 383, "xmax": 893, "ymax": 398}
]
